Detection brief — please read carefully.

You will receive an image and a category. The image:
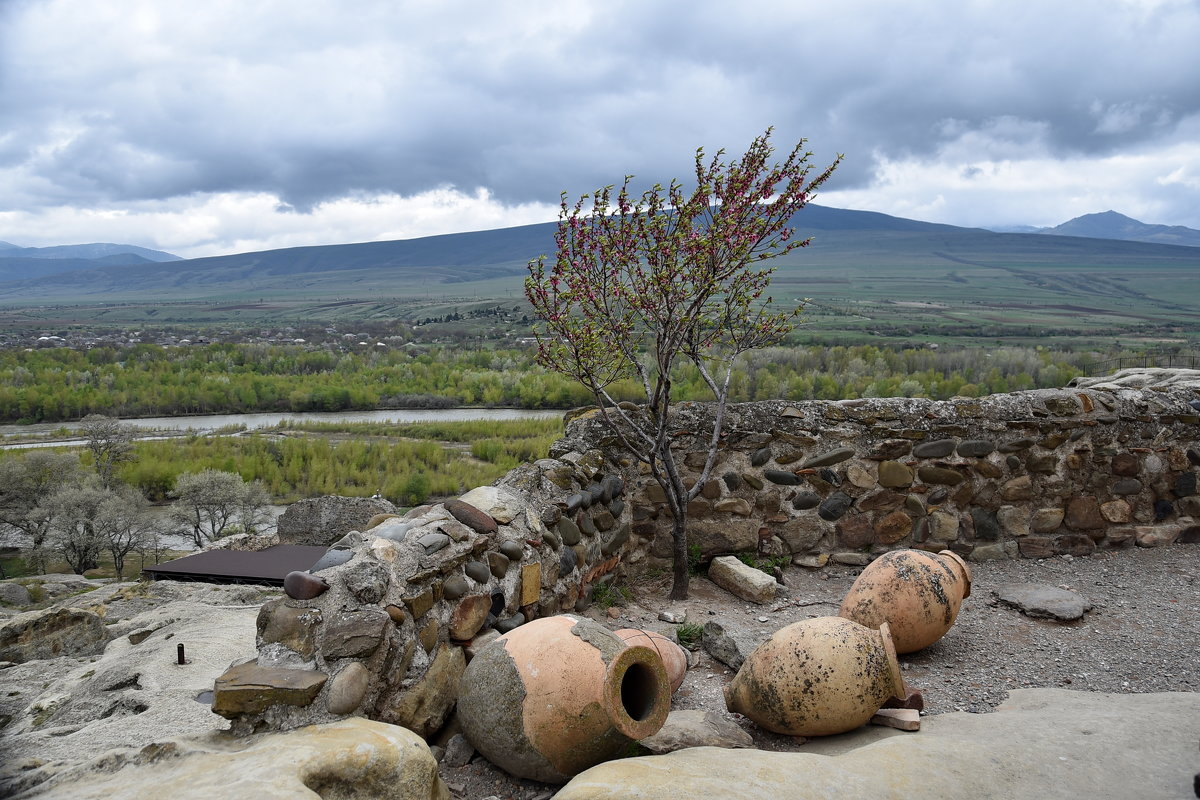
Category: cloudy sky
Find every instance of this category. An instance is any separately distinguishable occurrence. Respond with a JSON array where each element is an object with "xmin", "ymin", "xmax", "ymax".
[{"xmin": 2, "ymin": 0, "xmax": 1198, "ymax": 259}]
